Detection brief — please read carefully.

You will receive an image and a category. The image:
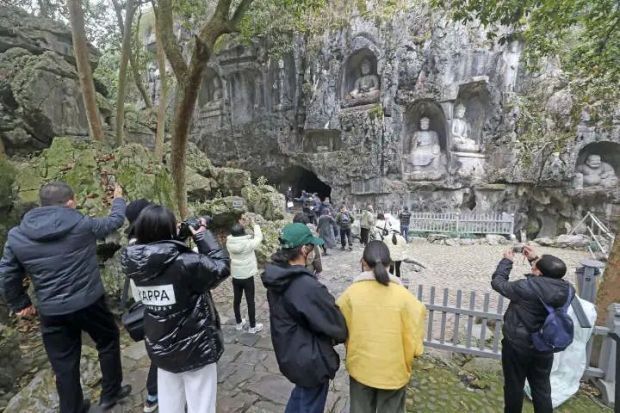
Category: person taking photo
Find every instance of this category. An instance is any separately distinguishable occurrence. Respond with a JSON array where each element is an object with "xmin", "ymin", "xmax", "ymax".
[
  {"xmin": 122, "ymin": 205, "xmax": 230, "ymax": 413},
  {"xmin": 0, "ymin": 181, "xmax": 130, "ymax": 413},
  {"xmin": 492, "ymin": 246, "xmax": 575, "ymax": 413},
  {"xmin": 226, "ymin": 214, "xmax": 264, "ymax": 334}
]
